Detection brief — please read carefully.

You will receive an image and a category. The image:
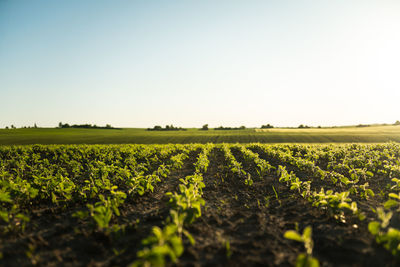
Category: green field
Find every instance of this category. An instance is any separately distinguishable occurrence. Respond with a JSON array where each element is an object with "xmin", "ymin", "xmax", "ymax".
[{"xmin": 1, "ymin": 125, "xmax": 400, "ymax": 145}]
